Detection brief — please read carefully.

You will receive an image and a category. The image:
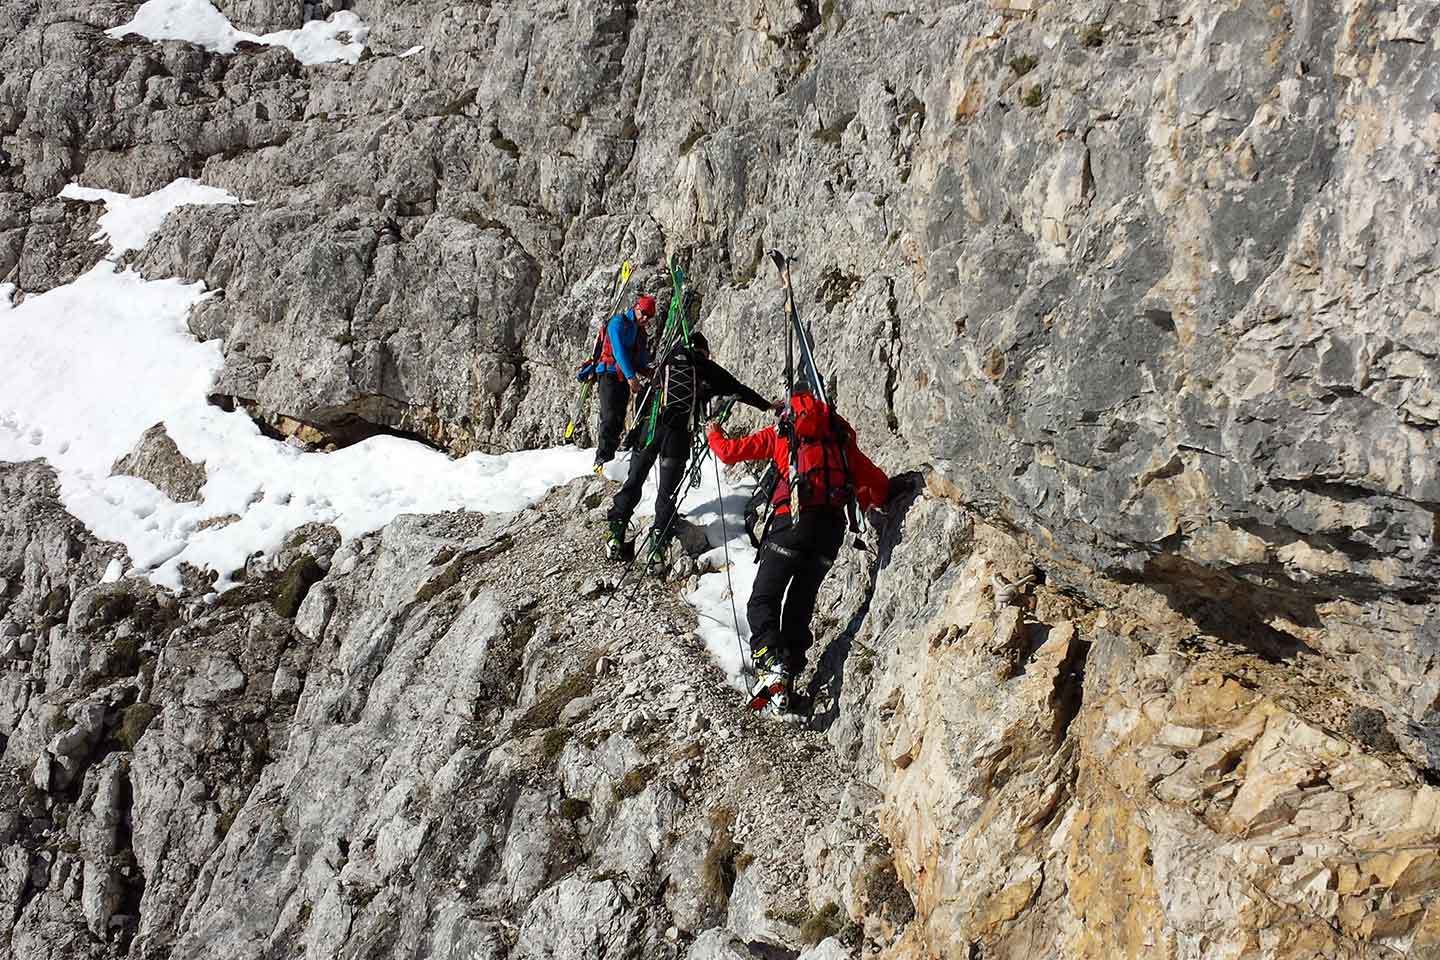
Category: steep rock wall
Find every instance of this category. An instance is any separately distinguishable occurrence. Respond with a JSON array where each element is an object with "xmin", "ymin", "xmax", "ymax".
[
  {"xmin": 5, "ymin": 1, "xmax": 1436, "ymax": 724},
  {"xmin": 2, "ymin": 0, "xmax": 1440, "ymax": 957}
]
